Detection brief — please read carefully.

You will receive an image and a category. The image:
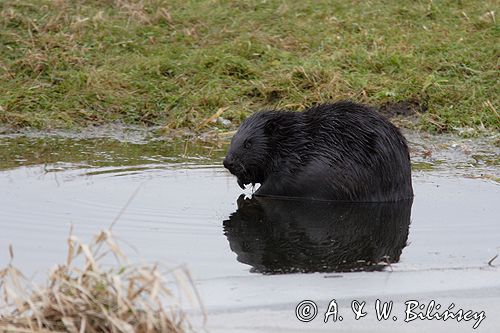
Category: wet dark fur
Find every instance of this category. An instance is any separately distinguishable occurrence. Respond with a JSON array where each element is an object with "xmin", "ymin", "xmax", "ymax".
[
  {"xmin": 223, "ymin": 101, "xmax": 413, "ymax": 202},
  {"xmin": 223, "ymin": 195, "xmax": 412, "ymax": 274}
]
